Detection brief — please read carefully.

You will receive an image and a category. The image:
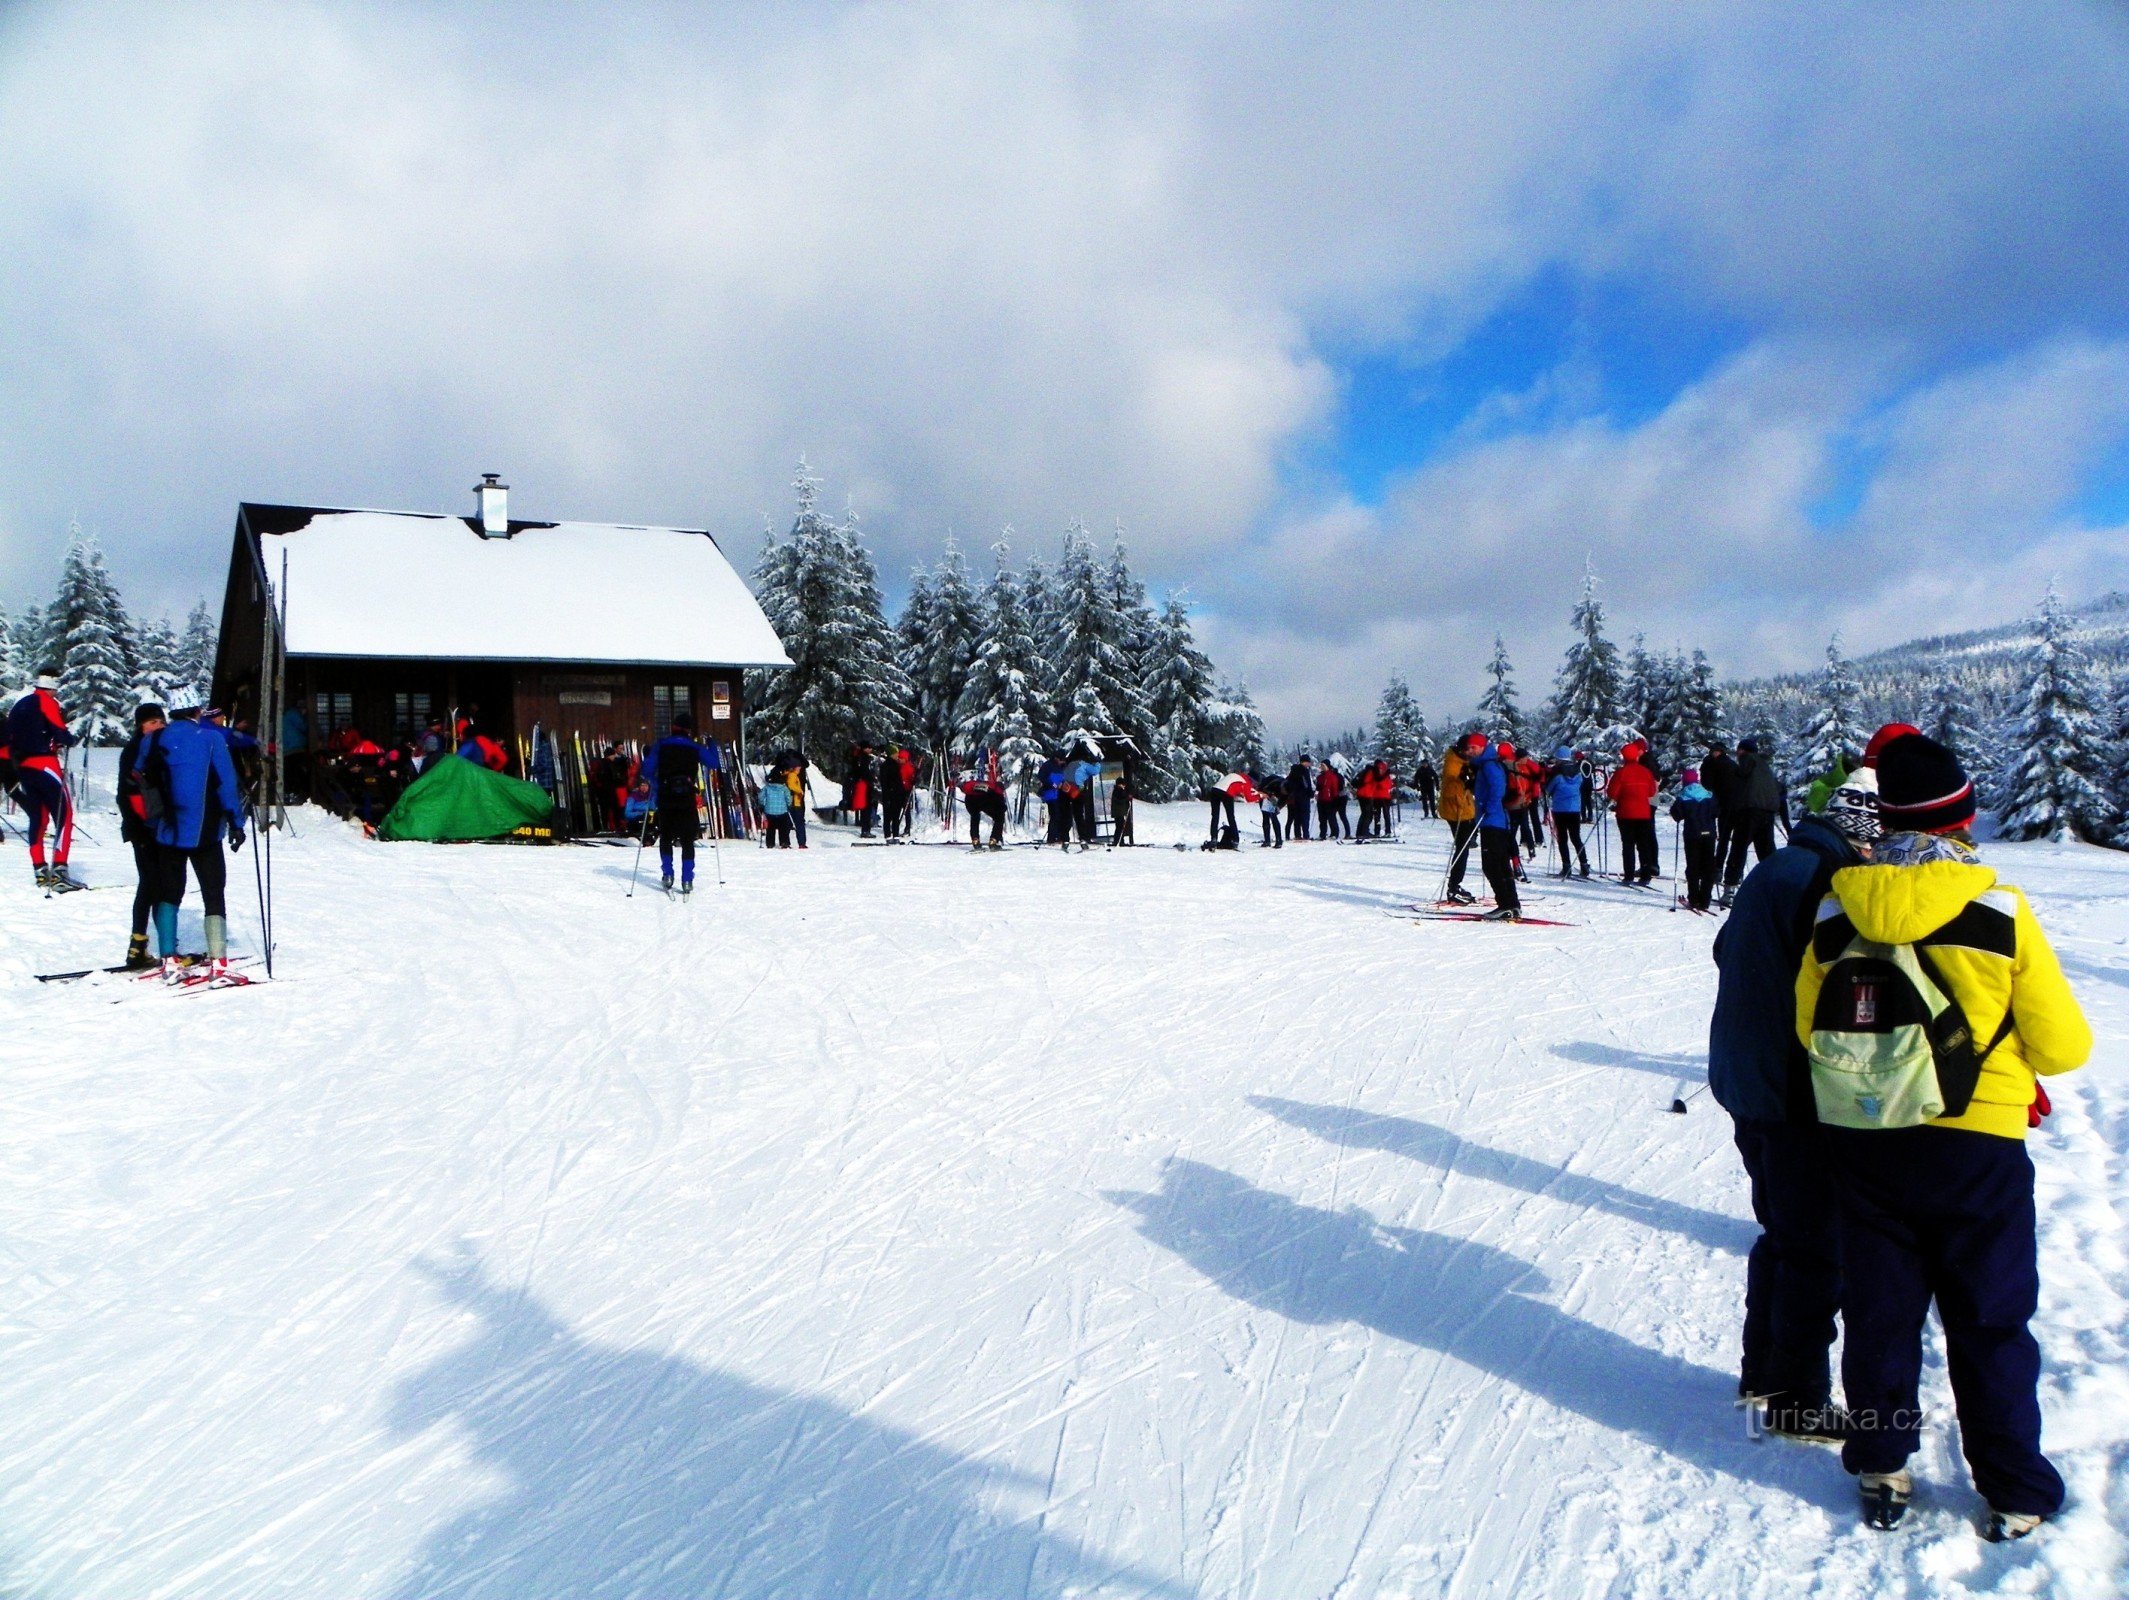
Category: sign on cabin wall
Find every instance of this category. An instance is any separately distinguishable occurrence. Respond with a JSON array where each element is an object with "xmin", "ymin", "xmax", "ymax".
[
  {"xmin": 544, "ymin": 673, "xmax": 627, "ymax": 688},
  {"xmin": 559, "ymin": 690, "xmax": 612, "ymax": 706}
]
